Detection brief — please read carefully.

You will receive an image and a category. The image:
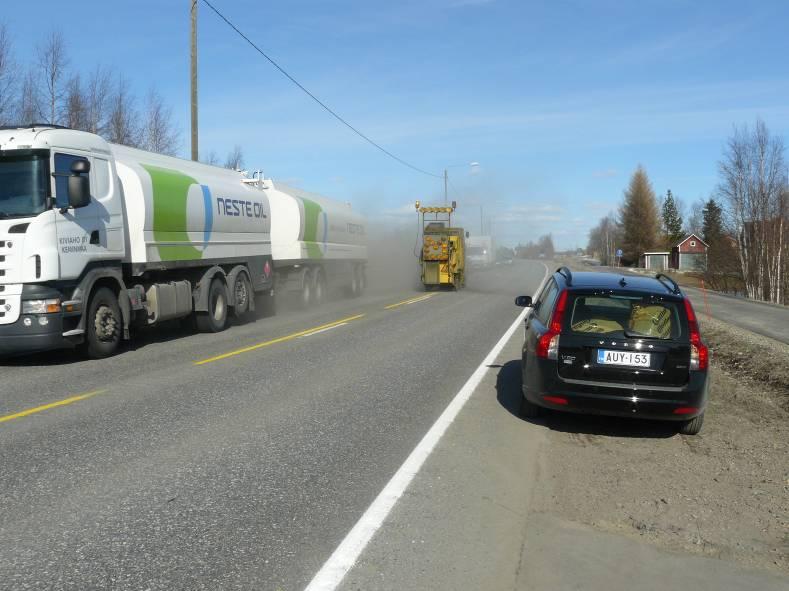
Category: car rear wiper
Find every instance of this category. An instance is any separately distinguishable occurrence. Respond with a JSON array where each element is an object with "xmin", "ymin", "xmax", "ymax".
[{"xmin": 623, "ymin": 329, "xmax": 660, "ymax": 340}]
